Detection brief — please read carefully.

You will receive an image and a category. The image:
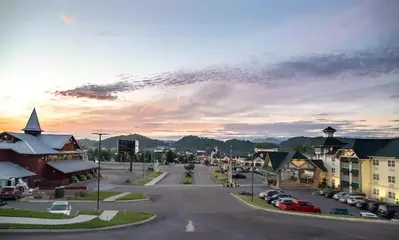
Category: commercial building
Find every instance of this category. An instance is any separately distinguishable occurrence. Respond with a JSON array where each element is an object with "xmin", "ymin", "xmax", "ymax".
[{"xmin": 0, "ymin": 108, "xmax": 98, "ymax": 187}]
